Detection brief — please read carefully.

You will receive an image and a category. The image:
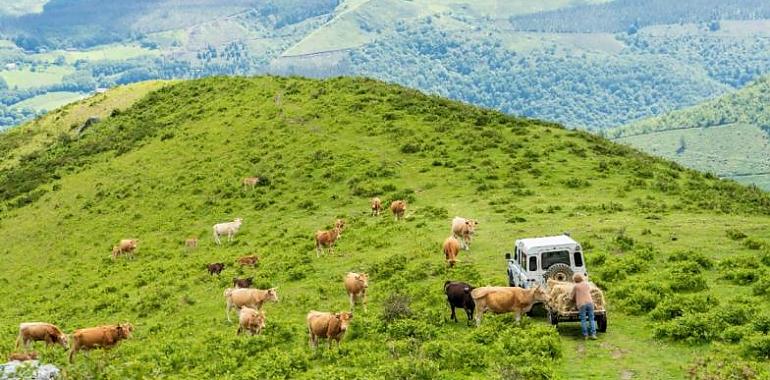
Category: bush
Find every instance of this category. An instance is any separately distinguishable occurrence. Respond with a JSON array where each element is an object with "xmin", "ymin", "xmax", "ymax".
[
  {"xmin": 654, "ymin": 313, "xmax": 718, "ymax": 343},
  {"xmin": 753, "ymin": 278, "xmax": 770, "ymax": 297},
  {"xmin": 726, "ymin": 228, "xmax": 748, "ymax": 241},
  {"xmin": 667, "ymin": 250, "xmax": 713, "ymax": 270},
  {"xmin": 382, "ymin": 294, "xmax": 412, "ymax": 323},
  {"xmin": 721, "ymin": 268, "xmax": 765, "ymax": 285},
  {"xmin": 611, "ymin": 280, "xmax": 669, "ymax": 315},
  {"xmin": 667, "ymin": 262, "xmax": 708, "ymax": 292},
  {"xmin": 742, "ymin": 334, "xmax": 770, "ymax": 360},
  {"xmin": 688, "ymin": 353, "xmax": 768, "ymax": 380},
  {"xmin": 649, "ymin": 293, "xmax": 716, "ymax": 321}
]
